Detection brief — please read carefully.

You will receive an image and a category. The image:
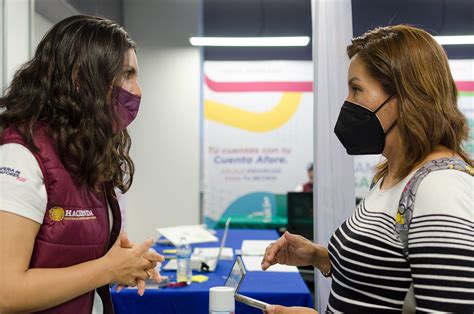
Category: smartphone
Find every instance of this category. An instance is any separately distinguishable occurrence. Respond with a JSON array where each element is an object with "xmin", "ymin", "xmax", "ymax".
[
  {"xmin": 226, "ymin": 256, "xmax": 270, "ymax": 311},
  {"xmin": 235, "ymin": 293, "xmax": 269, "ymax": 310}
]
